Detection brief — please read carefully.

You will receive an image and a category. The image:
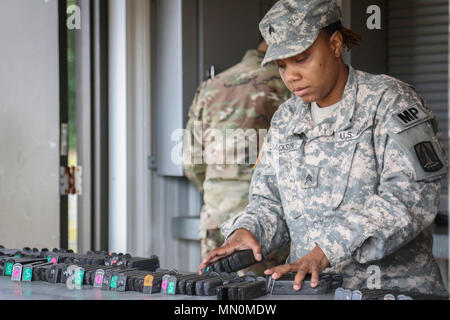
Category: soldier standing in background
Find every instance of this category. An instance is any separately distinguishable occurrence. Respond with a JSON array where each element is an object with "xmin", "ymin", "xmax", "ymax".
[
  {"xmin": 183, "ymin": 40, "xmax": 291, "ymax": 273},
  {"xmin": 199, "ymin": 0, "xmax": 448, "ymax": 296}
]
